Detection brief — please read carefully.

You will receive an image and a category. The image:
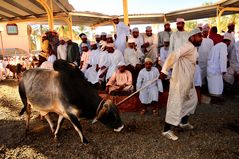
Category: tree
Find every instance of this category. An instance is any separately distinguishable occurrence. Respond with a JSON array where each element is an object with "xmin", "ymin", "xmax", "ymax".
[{"xmin": 185, "ymin": 20, "xmax": 197, "ymax": 31}]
